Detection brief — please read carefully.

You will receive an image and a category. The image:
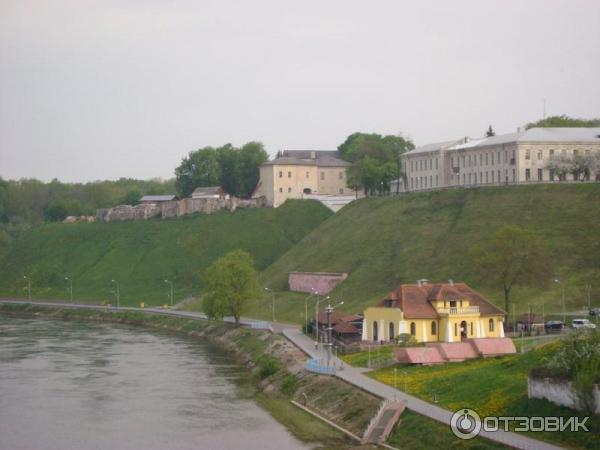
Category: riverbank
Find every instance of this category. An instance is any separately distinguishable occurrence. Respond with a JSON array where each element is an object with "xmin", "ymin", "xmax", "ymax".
[{"xmin": 0, "ymin": 302, "xmax": 378, "ymax": 450}]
